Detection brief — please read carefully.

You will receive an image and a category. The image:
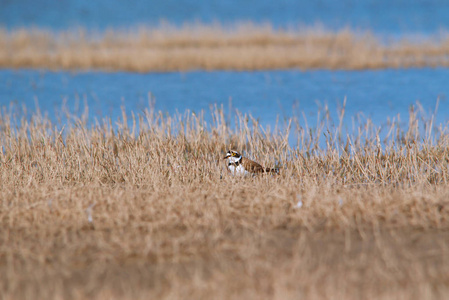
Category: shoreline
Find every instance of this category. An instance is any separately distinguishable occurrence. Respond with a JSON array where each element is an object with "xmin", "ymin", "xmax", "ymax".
[{"xmin": 1, "ymin": 24, "xmax": 449, "ymax": 72}]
